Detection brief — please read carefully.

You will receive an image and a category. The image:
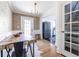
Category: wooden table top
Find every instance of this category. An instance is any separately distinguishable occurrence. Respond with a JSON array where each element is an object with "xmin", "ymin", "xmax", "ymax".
[{"xmin": 0, "ymin": 31, "xmax": 35, "ymax": 46}]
